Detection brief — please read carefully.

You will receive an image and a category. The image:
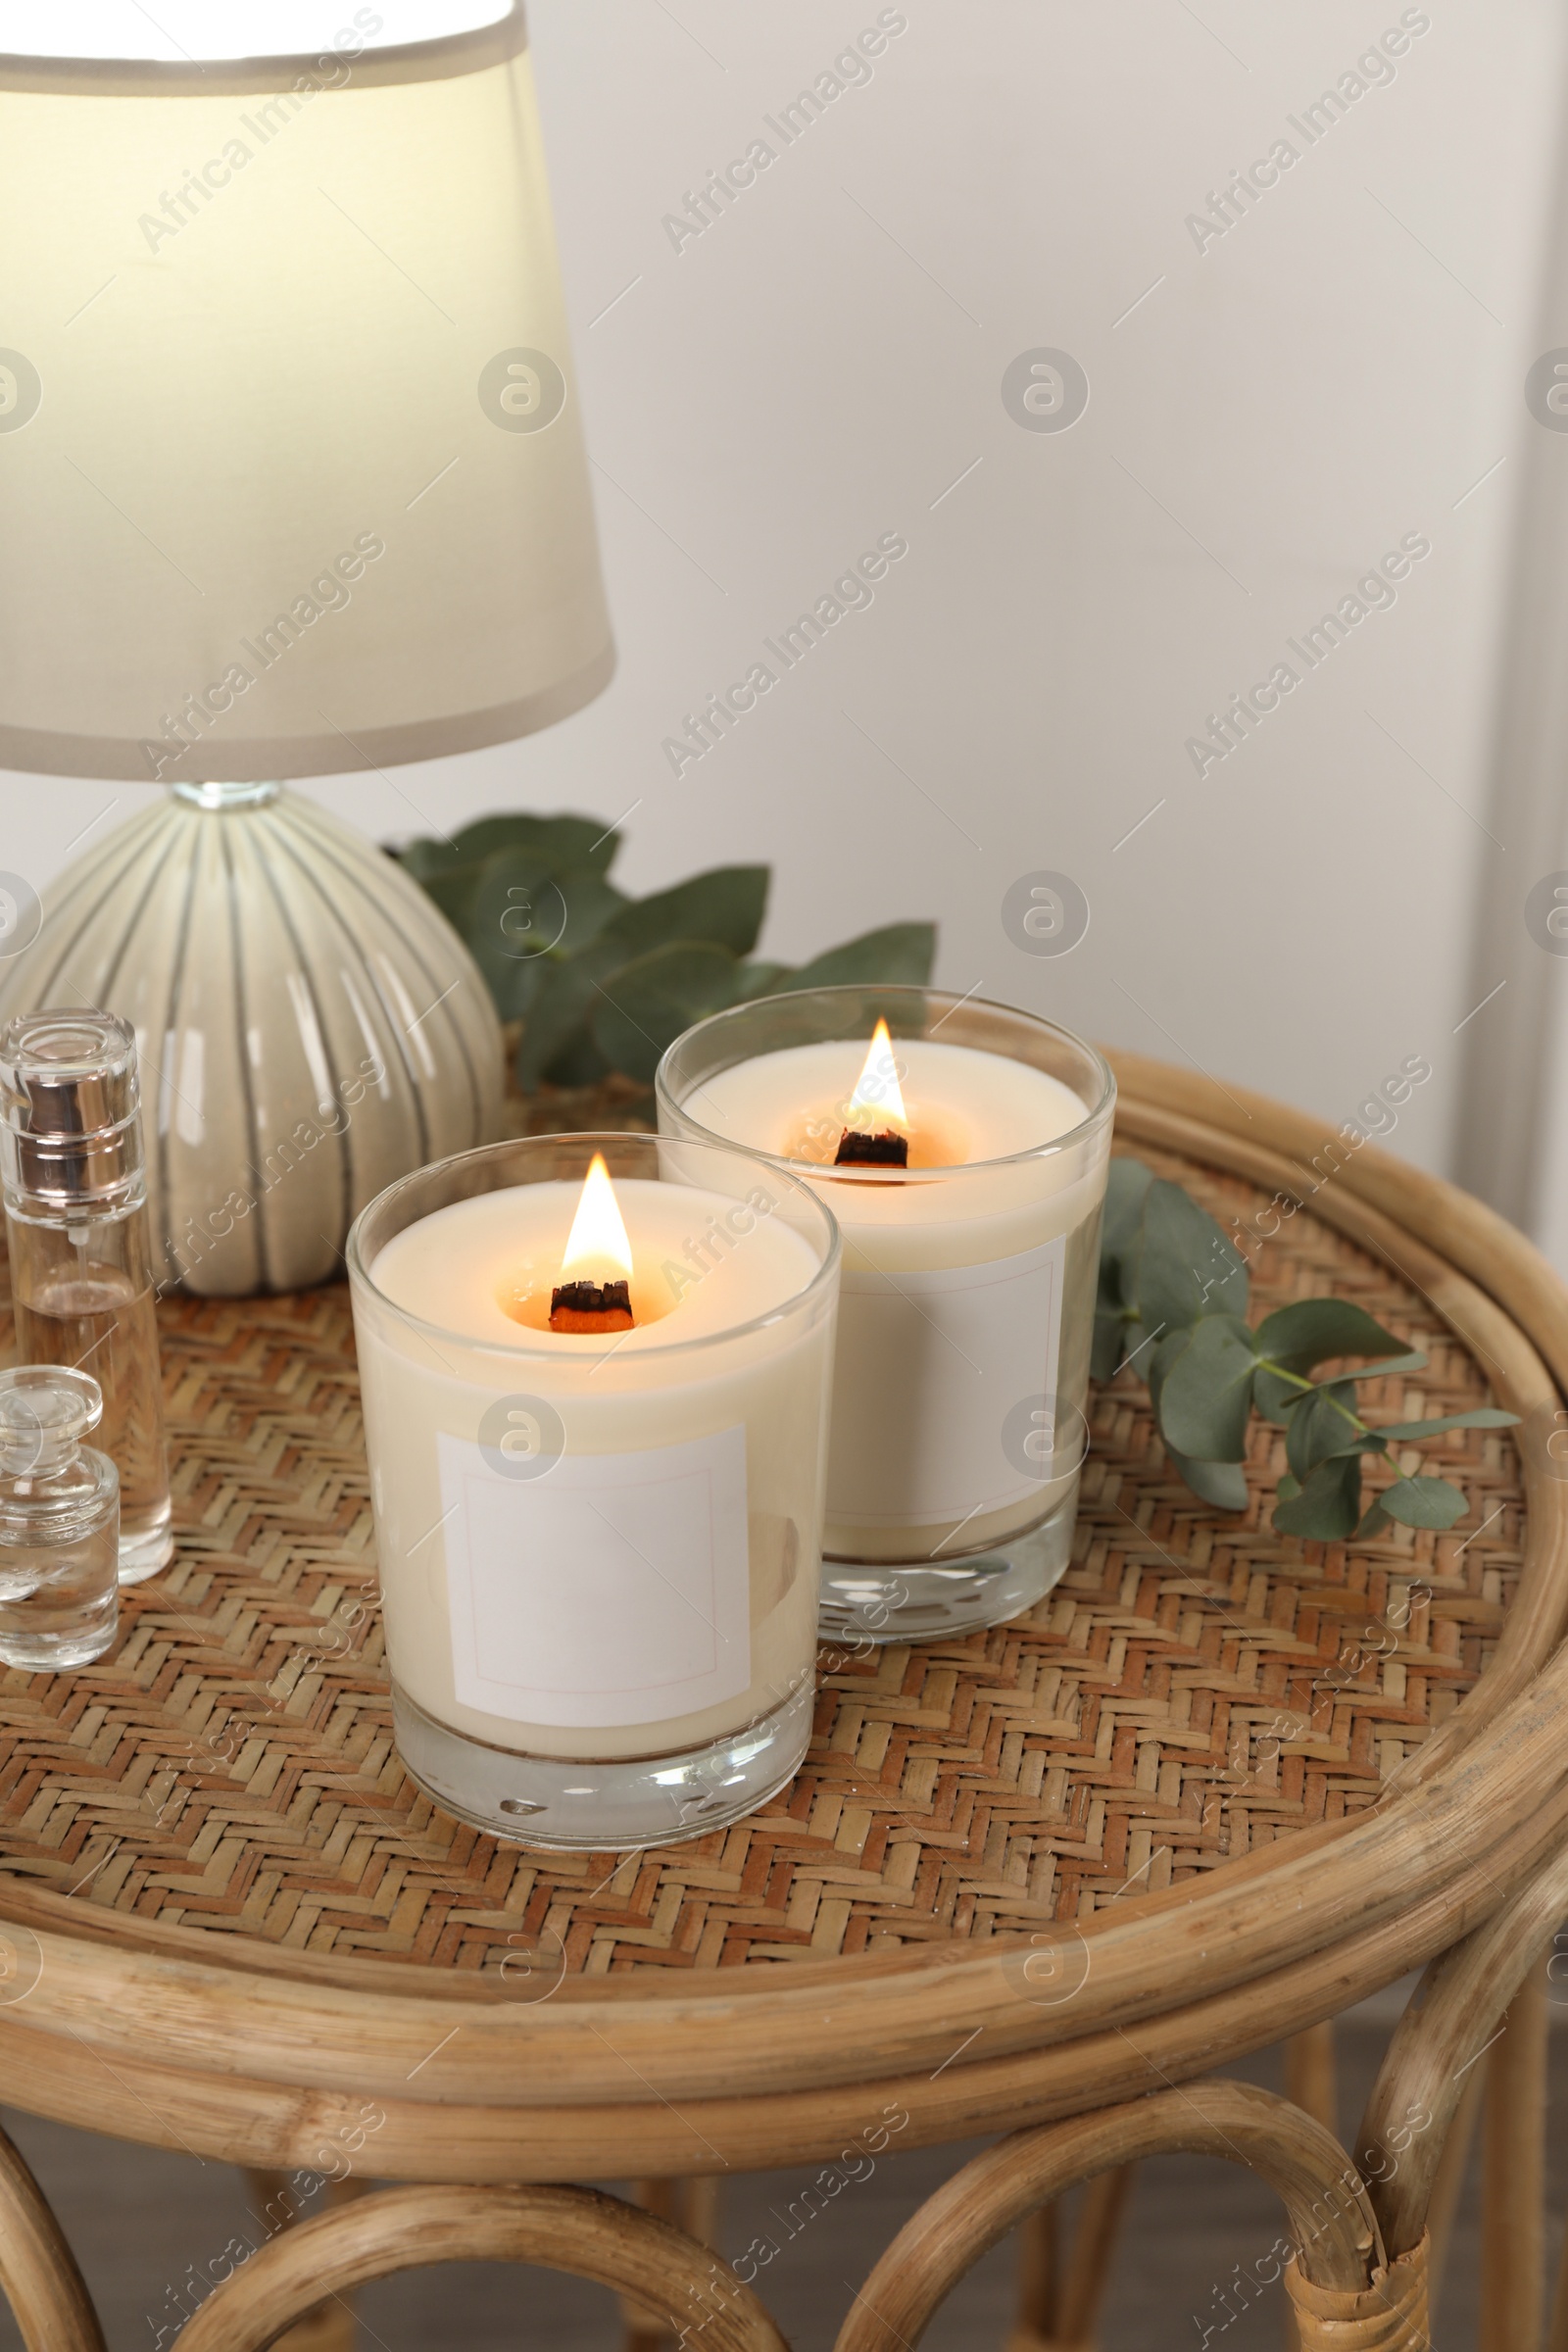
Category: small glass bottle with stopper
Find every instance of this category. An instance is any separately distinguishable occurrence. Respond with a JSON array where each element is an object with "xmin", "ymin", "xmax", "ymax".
[
  {"xmin": 0, "ymin": 1365, "xmax": 120, "ymax": 1669},
  {"xmin": 0, "ymin": 1011, "xmax": 172, "ymax": 1583}
]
